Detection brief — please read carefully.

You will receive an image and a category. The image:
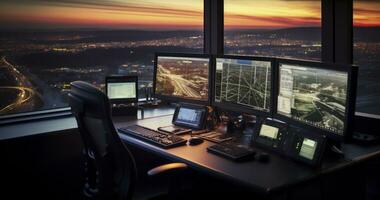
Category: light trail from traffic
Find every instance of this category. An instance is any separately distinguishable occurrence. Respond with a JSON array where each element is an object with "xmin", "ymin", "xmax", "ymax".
[
  {"xmin": 0, "ymin": 56, "xmax": 37, "ymax": 114},
  {"xmin": 0, "ymin": 86, "xmax": 35, "ymax": 114}
]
